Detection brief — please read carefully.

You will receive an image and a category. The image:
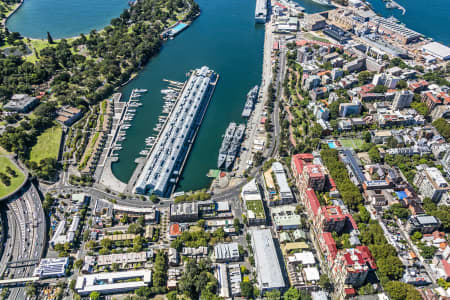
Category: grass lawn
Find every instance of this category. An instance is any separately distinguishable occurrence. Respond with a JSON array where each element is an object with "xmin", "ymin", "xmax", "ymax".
[
  {"xmin": 303, "ymin": 32, "xmax": 331, "ymax": 43},
  {"xmin": 246, "ymin": 200, "xmax": 265, "ymax": 218},
  {"xmin": 339, "ymin": 138, "xmax": 365, "ymax": 150},
  {"xmin": 0, "ymin": 157, "xmax": 26, "ymax": 198},
  {"xmin": 29, "ymin": 125, "xmax": 62, "ymax": 163},
  {"xmin": 0, "ymin": 147, "xmax": 12, "ymax": 156}
]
